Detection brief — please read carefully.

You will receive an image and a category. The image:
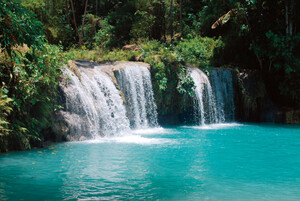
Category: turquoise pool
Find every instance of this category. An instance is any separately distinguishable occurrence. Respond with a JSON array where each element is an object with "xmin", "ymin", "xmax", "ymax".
[{"xmin": 1, "ymin": 123, "xmax": 300, "ymax": 200}]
